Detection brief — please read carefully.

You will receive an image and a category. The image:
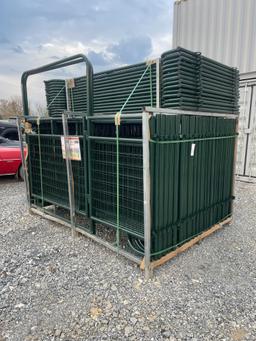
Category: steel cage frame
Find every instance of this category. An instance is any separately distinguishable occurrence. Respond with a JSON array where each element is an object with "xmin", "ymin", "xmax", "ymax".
[{"xmin": 18, "ymin": 108, "xmax": 238, "ymax": 278}]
